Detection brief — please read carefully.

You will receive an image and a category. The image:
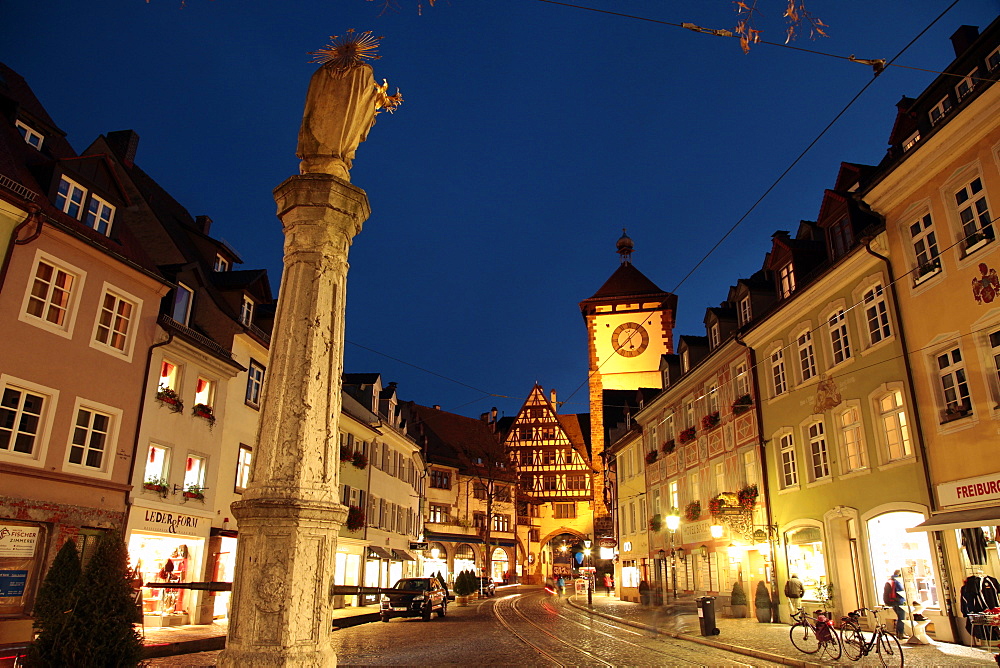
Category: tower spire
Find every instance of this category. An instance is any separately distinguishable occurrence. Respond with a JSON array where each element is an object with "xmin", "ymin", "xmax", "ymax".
[{"xmin": 616, "ymin": 228, "xmax": 634, "ymax": 265}]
